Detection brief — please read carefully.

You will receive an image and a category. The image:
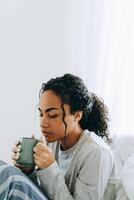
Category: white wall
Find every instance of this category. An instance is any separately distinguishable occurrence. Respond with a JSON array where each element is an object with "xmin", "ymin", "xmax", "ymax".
[
  {"xmin": 1, "ymin": 0, "xmax": 134, "ymax": 162},
  {"xmin": 0, "ymin": 0, "xmax": 92, "ymax": 162}
]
